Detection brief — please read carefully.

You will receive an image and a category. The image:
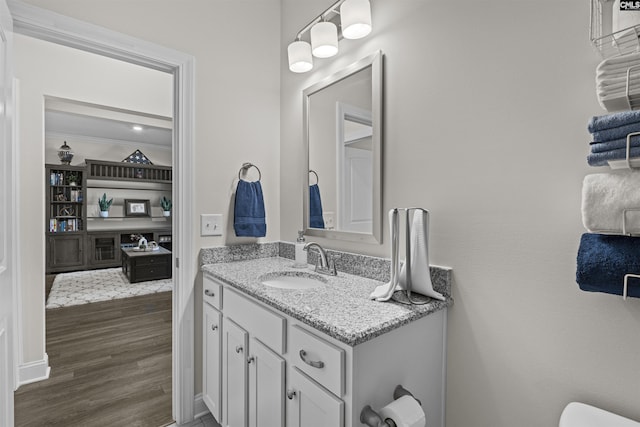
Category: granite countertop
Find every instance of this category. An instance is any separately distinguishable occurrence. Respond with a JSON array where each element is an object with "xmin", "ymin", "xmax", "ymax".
[{"xmin": 201, "ymin": 257, "xmax": 452, "ymax": 347}]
